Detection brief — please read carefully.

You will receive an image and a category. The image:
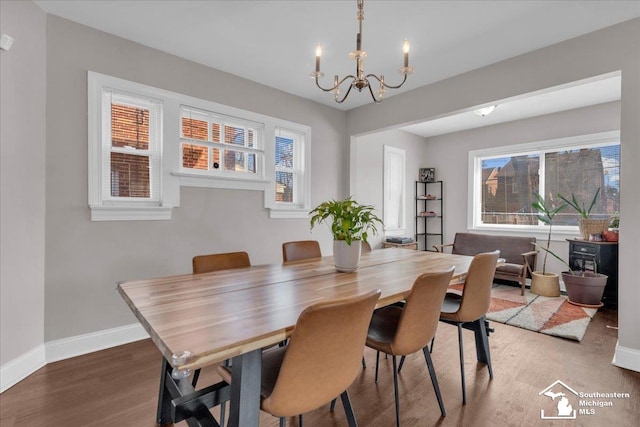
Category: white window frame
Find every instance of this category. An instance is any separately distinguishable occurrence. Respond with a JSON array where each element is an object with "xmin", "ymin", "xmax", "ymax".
[
  {"xmin": 467, "ymin": 131, "xmax": 620, "ymax": 239},
  {"xmin": 383, "ymin": 145, "xmax": 406, "ymax": 236},
  {"xmin": 88, "ymin": 73, "xmax": 171, "ymax": 221},
  {"xmin": 179, "ymin": 106, "xmax": 265, "ymax": 180},
  {"xmin": 88, "ymin": 71, "xmax": 311, "ymax": 221},
  {"xmin": 266, "ymin": 123, "xmax": 311, "ymax": 219}
]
